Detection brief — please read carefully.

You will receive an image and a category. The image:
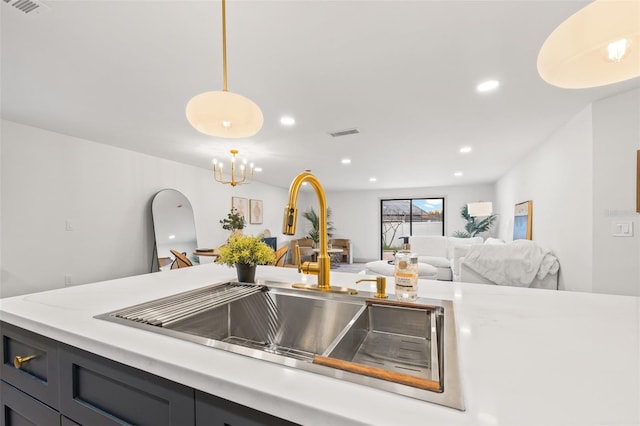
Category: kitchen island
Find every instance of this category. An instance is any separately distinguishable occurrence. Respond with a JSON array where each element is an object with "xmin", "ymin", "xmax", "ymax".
[{"xmin": 1, "ymin": 263, "xmax": 638, "ymax": 425}]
